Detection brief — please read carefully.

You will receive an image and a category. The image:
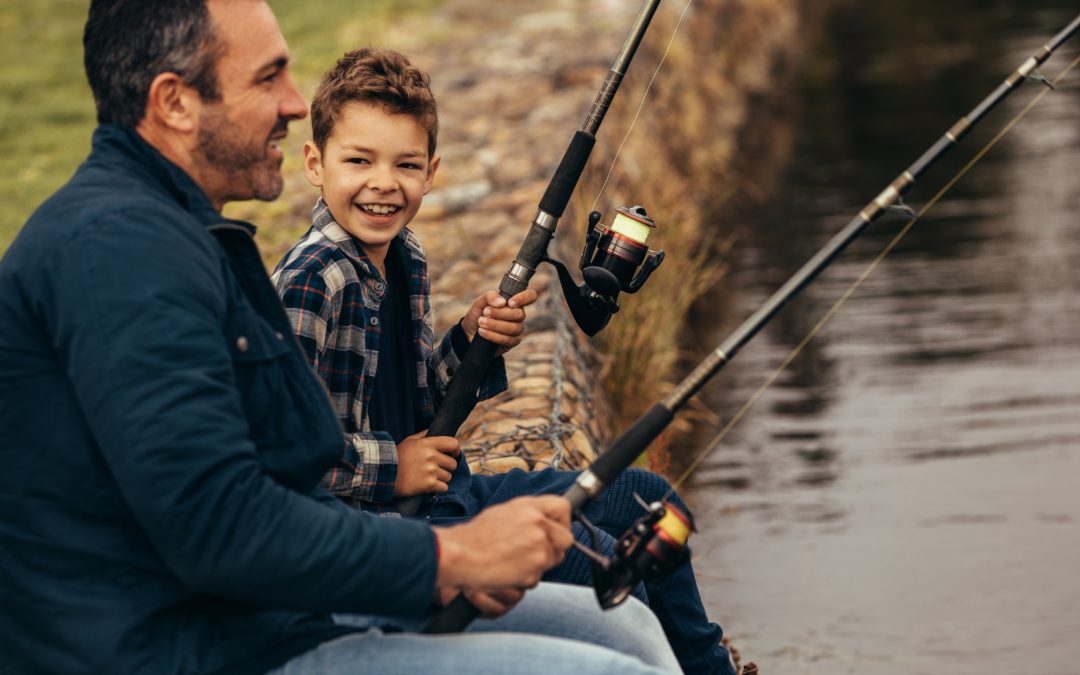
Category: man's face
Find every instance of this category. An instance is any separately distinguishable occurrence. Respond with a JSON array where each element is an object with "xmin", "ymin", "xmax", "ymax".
[
  {"xmin": 304, "ymin": 101, "xmax": 439, "ymax": 267},
  {"xmin": 193, "ymin": 0, "xmax": 307, "ymax": 209}
]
